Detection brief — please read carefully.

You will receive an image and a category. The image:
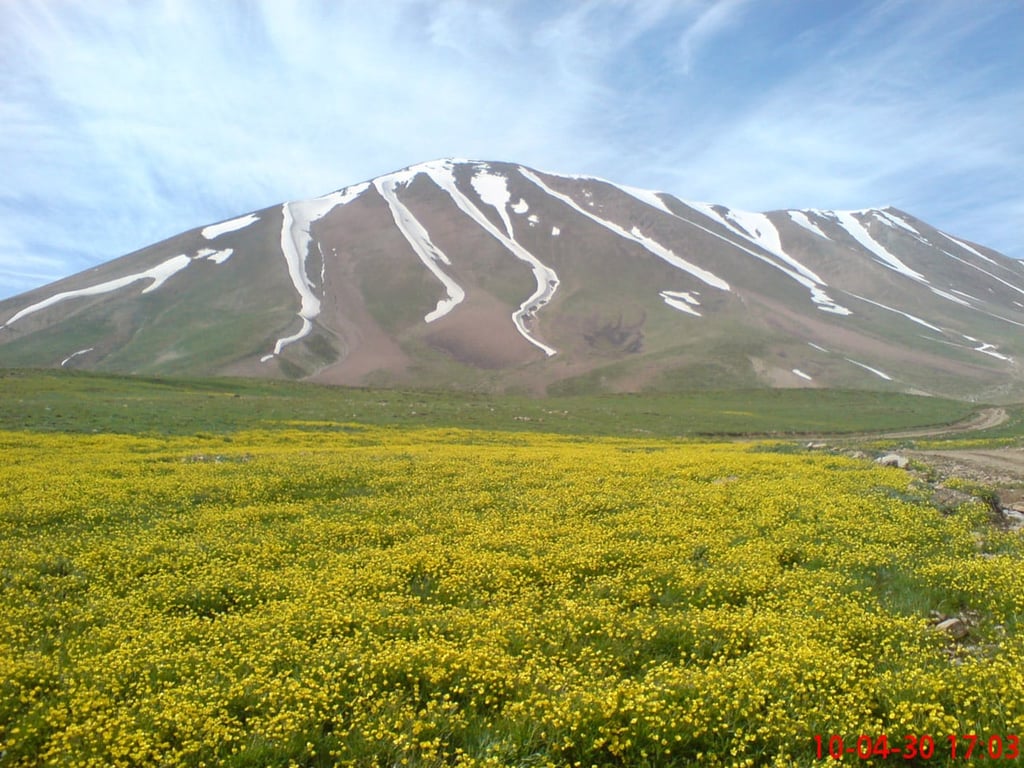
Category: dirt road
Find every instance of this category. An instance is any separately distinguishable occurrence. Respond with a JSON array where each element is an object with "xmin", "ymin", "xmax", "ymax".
[
  {"xmin": 905, "ymin": 446, "xmax": 1024, "ymax": 486},
  {"xmin": 874, "ymin": 407, "xmax": 1008, "ymax": 439},
  {"xmin": 873, "ymin": 407, "xmax": 1023, "ymax": 485}
]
